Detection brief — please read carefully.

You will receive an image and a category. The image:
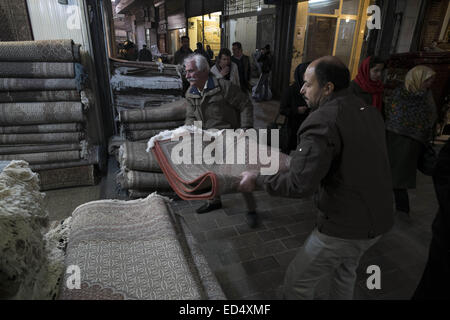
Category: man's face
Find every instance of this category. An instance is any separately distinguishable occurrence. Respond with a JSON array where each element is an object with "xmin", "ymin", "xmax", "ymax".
[
  {"xmin": 232, "ymin": 45, "xmax": 242, "ymax": 57},
  {"xmin": 185, "ymin": 61, "xmax": 207, "ymax": 88},
  {"xmin": 300, "ymin": 66, "xmax": 326, "ymax": 110},
  {"xmin": 182, "ymin": 38, "xmax": 189, "ymax": 49}
]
